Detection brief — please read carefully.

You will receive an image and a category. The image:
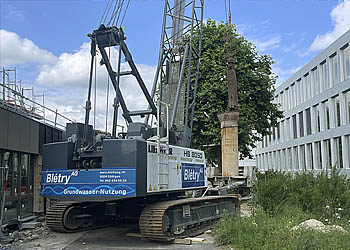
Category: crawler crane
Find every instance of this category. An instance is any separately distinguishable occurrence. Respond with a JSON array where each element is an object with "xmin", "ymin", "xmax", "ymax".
[{"xmin": 41, "ymin": 0, "xmax": 240, "ymax": 241}]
